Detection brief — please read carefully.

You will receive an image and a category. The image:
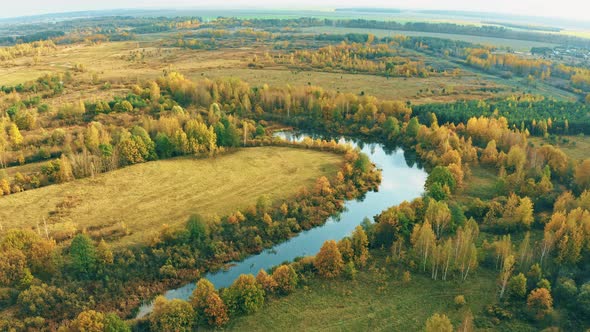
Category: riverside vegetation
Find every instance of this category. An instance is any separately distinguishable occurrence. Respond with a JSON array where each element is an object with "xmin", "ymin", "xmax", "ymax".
[{"xmin": 0, "ymin": 11, "xmax": 590, "ymax": 332}]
